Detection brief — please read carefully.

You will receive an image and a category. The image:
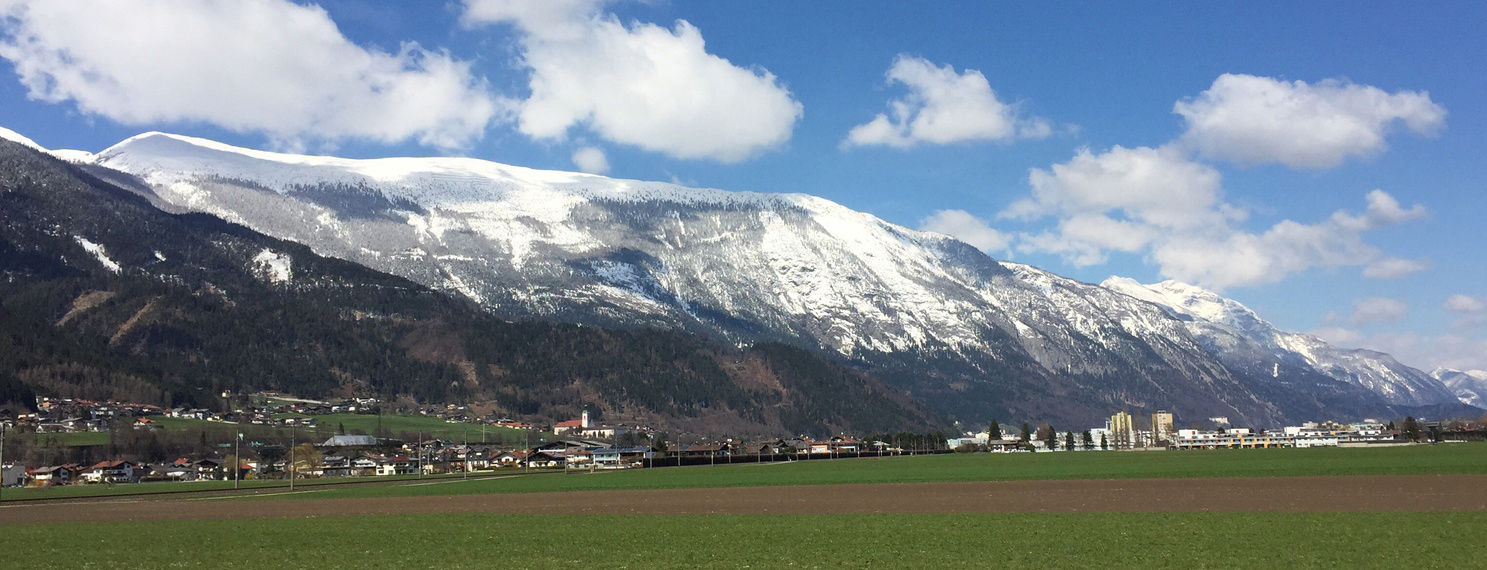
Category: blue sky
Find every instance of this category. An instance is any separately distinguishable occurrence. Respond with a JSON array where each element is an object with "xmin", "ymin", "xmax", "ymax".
[{"xmin": 2, "ymin": 1, "xmax": 1485, "ymax": 371}]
